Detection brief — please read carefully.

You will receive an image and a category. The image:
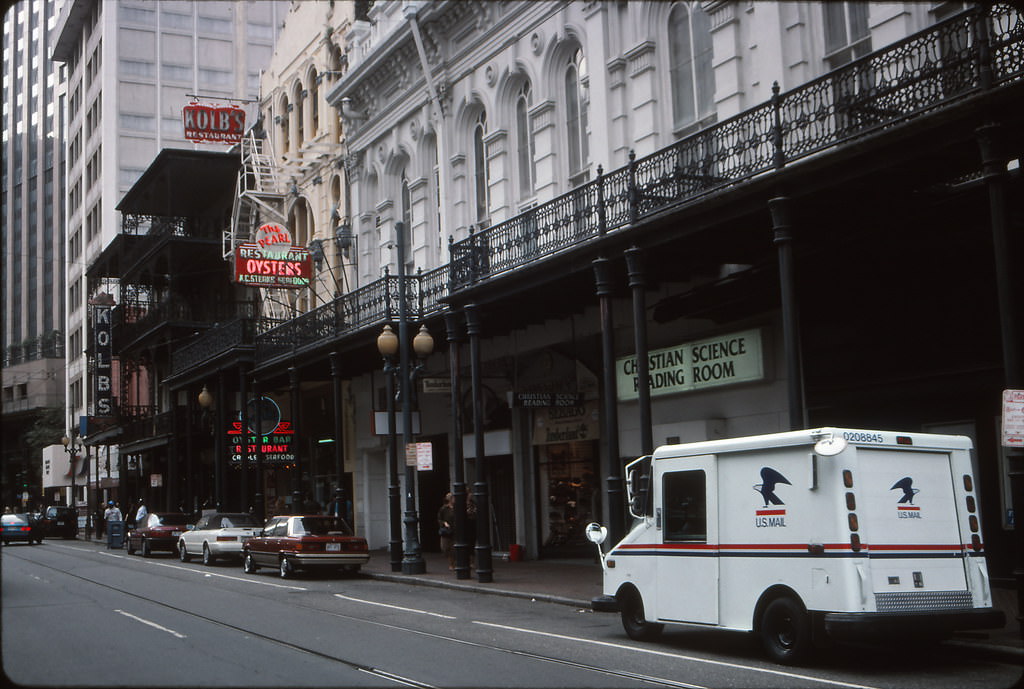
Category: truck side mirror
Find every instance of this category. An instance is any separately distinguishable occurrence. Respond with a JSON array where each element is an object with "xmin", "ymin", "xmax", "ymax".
[{"xmin": 585, "ymin": 522, "xmax": 607, "ymax": 545}]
